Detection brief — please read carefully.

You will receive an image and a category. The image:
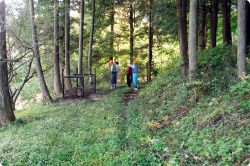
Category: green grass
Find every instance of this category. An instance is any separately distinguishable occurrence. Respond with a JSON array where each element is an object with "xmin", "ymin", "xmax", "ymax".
[
  {"xmin": 1, "ymin": 86, "xmax": 164, "ymax": 165},
  {"xmin": 2, "ymin": 73, "xmax": 250, "ymax": 165},
  {"xmin": 1, "ymin": 46, "xmax": 250, "ymax": 165}
]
